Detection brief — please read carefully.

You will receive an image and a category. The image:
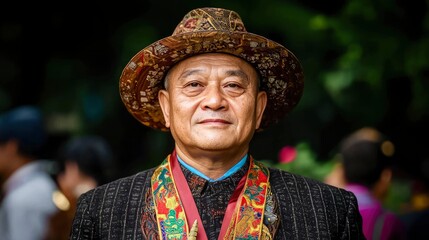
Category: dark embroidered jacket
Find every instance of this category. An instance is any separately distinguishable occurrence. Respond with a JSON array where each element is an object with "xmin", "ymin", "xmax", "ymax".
[{"xmin": 70, "ymin": 162, "xmax": 365, "ymax": 239}]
